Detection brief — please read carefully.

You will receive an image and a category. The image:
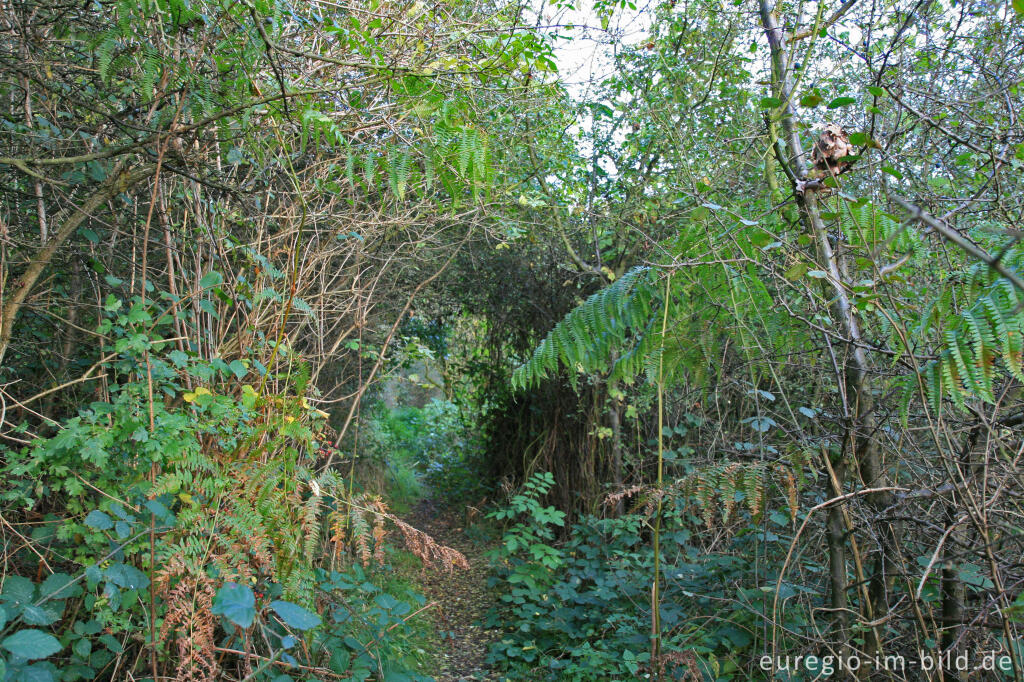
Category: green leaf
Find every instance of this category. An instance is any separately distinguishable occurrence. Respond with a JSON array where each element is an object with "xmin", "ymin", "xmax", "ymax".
[
  {"xmin": 212, "ymin": 582, "xmax": 256, "ymax": 628},
  {"xmin": 84, "ymin": 510, "xmax": 113, "ymax": 531},
  {"xmin": 799, "ymin": 93, "xmax": 822, "ymax": 107},
  {"xmin": 759, "ymin": 96, "xmax": 781, "ymax": 109},
  {"xmin": 1, "ymin": 629, "xmax": 62, "ymax": 660},
  {"xmin": 104, "ymin": 564, "xmax": 149, "ymax": 591},
  {"xmin": 784, "ymin": 263, "xmax": 809, "ymax": 281},
  {"xmin": 199, "ymin": 271, "xmax": 223, "ymax": 288},
  {"xmin": 20, "ymin": 604, "xmax": 60, "ymax": 626},
  {"xmin": 228, "ymin": 360, "xmax": 248, "ymax": 379},
  {"xmin": 73, "ymin": 638, "xmax": 91, "ymax": 658},
  {"xmin": 12, "ymin": 662, "xmax": 56, "ymax": 681},
  {"xmin": 270, "ymin": 600, "xmax": 321, "ymax": 630},
  {"xmin": 38, "ymin": 569, "xmax": 77, "ymax": 598},
  {"xmin": 198, "ymin": 299, "xmax": 219, "ymax": 319},
  {"xmin": 241, "ymin": 384, "xmax": 259, "ymax": 409},
  {"xmin": 827, "ymin": 96, "xmax": 856, "ymax": 108},
  {"xmin": 99, "ymin": 634, "xmax": 123, "ymax": 653},
  {"xmin": 1, "ymin": 576, "xmax": 35, "ymax": 604},
  {"xmin": 1013, "ymin": 0, "xmax": 1024, "ymax": 16},
  {"xmin": 145, "ymin": 499, "xmax": 175, "ymax": 524}
]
